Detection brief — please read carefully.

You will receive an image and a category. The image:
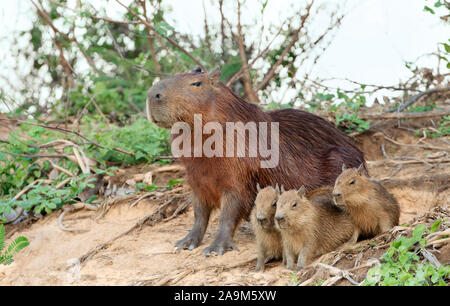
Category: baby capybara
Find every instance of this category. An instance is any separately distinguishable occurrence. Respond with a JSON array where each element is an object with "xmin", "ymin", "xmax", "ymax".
[
  {"xmin": 146, "ymin": 68, "xmax": 365, "ymax": 255},
  {"xmin": 333, "ymin": 164, "xmax": 400, "ymax": 243},
  {"xmin": 275, "ymin": 186, "xmax": 353, "ymax": 271},
  {"xmin": 250, "ymin": 184, "xmax": 283, "ymax": 271}
]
